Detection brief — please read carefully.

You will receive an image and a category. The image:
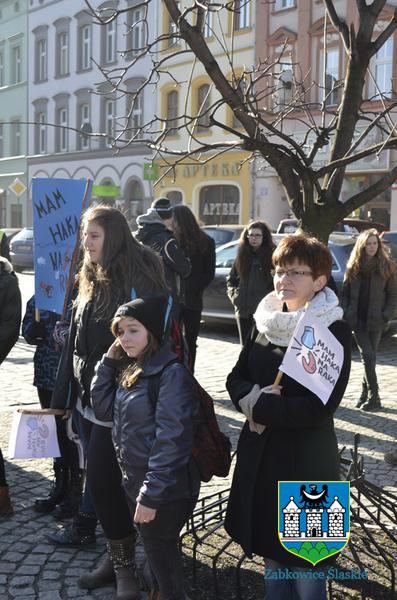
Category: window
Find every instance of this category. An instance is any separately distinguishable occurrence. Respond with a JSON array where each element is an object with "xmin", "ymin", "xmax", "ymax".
[
  {"xmin": 323, "ymin": 48, "xmax": 339, "ymax": 106},
  {"xmin": 57, "ymin": 31, "xmax": 69, "ymax": 76},
  {"xmin": 273, "ymin": 57, "xmax": 293, "ymax": 109},
  {"xmin": 233, "ymin": 0, "xmax": 250, "ymax": 31},
  {"xmin": 275, "ymin": 0, "xmax": 295, "ymax": 9},
  {"xmin": 11, "ymin": 119, "xmax": 21, "ymax": 156},
  {"xmin": 38, "ymin": 112, "xmax": 47, "ymax": 154},
  {"xmin": 130, "ymin": 8, "xmax": 145, "ymax": 55},
  {"xmin": 199, "ymin": 185, "xmax": 240, "ymax": 225},
  {"xmin": 11, "ymin": 46, "xmax": 21, "ymax": 84},
  {"xmin": 57, "ymin": 108, "xmax": 68, "ymax": 152},
  {"xmin": 105, "ymin": 99, "xmax": 115, "ymax": 146},
  {"xmin": 11, "ymin": 204, "xmax": 22, "ymax": 228},
  {"xmin": 79, "ymin": 103, "xmax": 91, "ymax": 150},
  {"xmin": 37, "ymin": 38, "xmax": 47, "ymax": 81},
  {"xmin": 79, "ymin": 24, "xmax": 91, "ymax": 70},
  {"xmin": 166, "ymin": 90, "xmax": 178, "ymax": 125},
  {"xmin": 232, "ymin": 80, "xmax": 245, "ymax": 128},
  {"xmin": 370, "ymin": 37, "xmax": 393, "ymax": 99},
  {"xmin": 167, "ymin": 4, "xmax": 179, "ymax": 47},
  {"xmin": 104, "ymin": 20, "xmax": 116, "ymax": 63},
  {"xmin": 197, "ymin": 84, "xmax": 211, "ymax": 131},
  {"xmin": 0, "ymin": 123, "xmax": 3, "ymax": 157},
  {"xmin": 203, "ymin": 11, "xmax": 213, "ymax": 38},
  {"xmin": 0, "ymin": 53, "xmax": 4, "ymax": 86},
  {"xmin": 130, "ymin": 94, "xmax": 143, "ymax": 138}
]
